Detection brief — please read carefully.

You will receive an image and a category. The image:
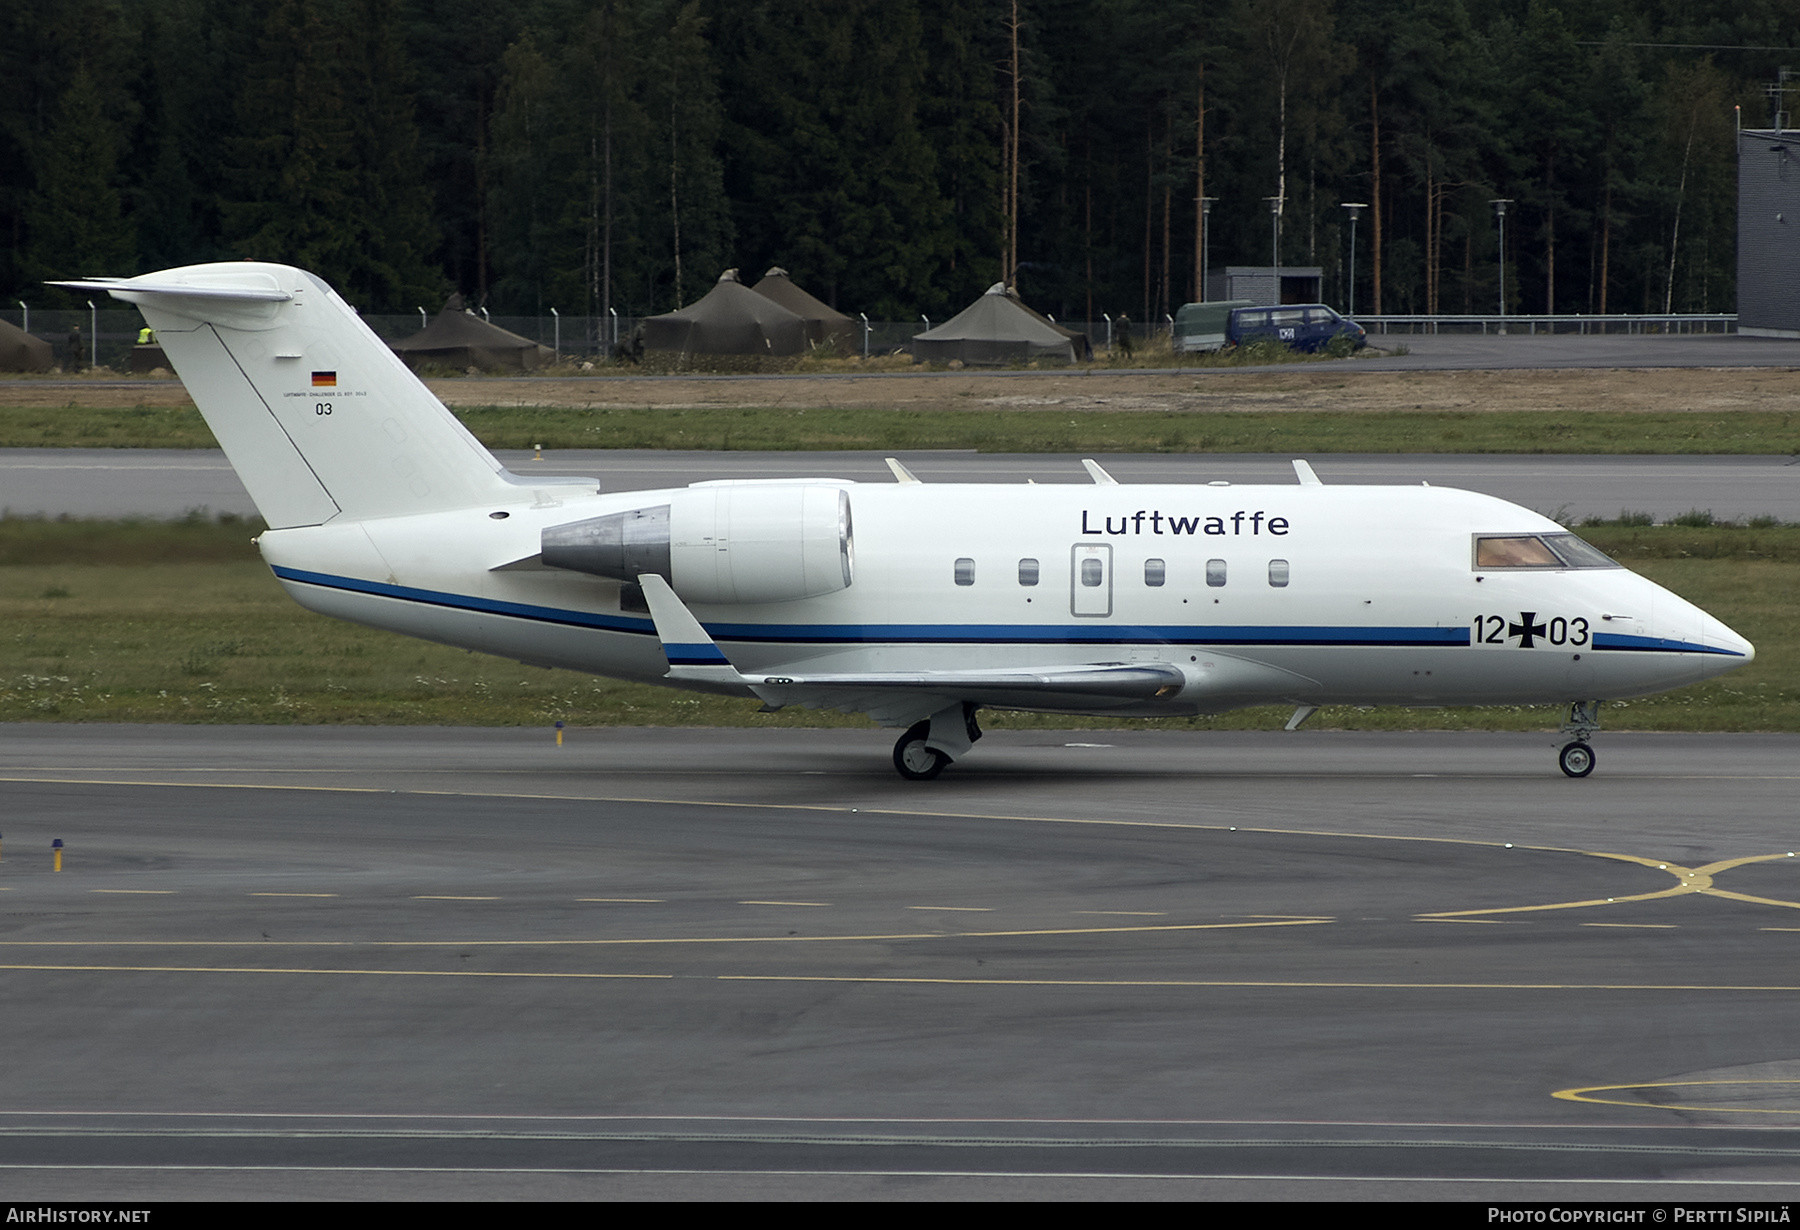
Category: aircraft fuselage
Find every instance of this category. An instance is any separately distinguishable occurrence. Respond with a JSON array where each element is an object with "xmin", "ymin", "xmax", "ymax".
[{"xmin": 258, "ymin": 480, "xmax": 1747, "ymax": 717}]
